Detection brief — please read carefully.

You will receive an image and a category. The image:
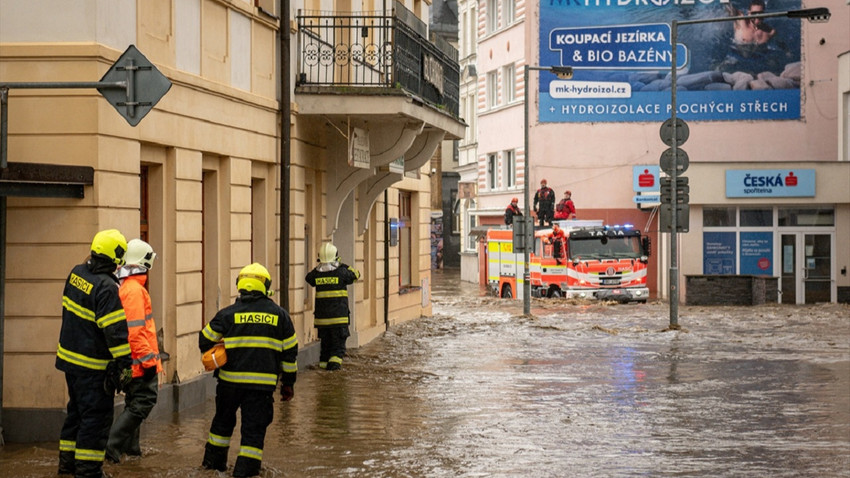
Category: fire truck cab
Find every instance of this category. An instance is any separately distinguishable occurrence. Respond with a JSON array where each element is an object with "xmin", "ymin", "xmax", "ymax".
[{"xmin": 485, "ymin": 220, "xmax": 651, "ymax": 303}]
